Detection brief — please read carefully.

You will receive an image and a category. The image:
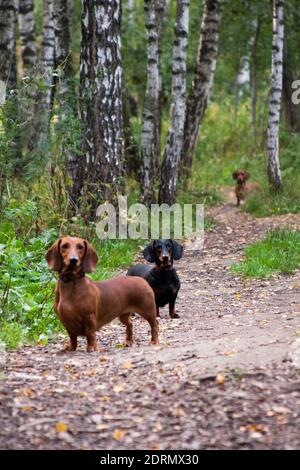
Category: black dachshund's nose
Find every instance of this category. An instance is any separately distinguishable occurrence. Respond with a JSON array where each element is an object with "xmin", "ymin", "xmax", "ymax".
[{"xmin": 70, "ymin": 256, "xmax": 78, "ymax": 264}]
